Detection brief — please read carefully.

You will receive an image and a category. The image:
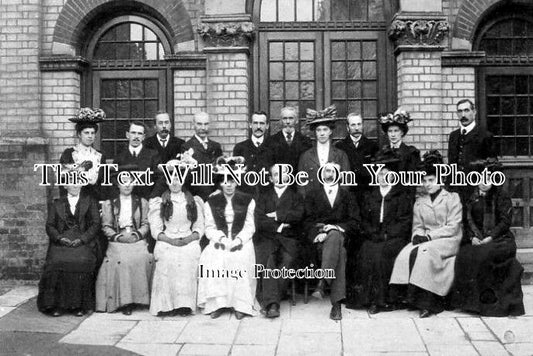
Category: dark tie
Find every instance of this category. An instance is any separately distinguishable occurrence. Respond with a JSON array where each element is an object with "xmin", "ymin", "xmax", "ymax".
[
  {"xmin": 132, "ymin": 151, "xmax": 137, "ymax": 158},
  {"xmin": 461, "ymin": 129, "xmax": 467, "ymax": 136},
  {"xmin": 160, "ymin": 139, "xmax": 166, "ymax": 148},
  {"xmin": 286, "ymin": 132, "xmax": 293, "ymax": 145}
]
